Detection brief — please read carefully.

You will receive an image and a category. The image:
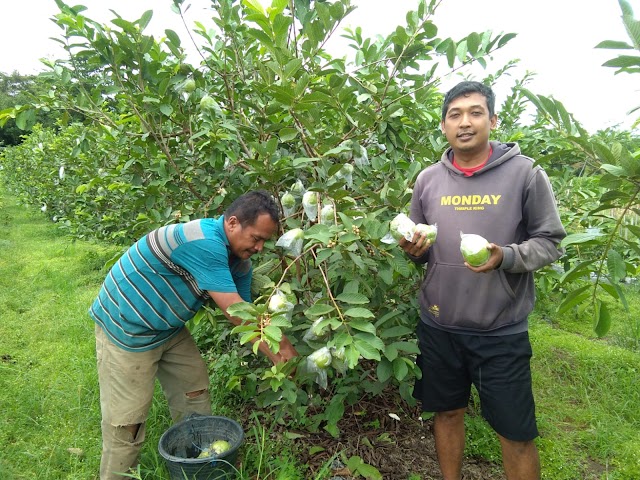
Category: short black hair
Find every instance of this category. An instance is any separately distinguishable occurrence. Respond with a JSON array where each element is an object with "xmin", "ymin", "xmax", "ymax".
[
  {"xmin": 442, "ymin": 81, "xmax": 496, "ymax": 119},
  {"xmin": 224, "ymin": 190, "xmax": 280, "ymax": 227}
]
